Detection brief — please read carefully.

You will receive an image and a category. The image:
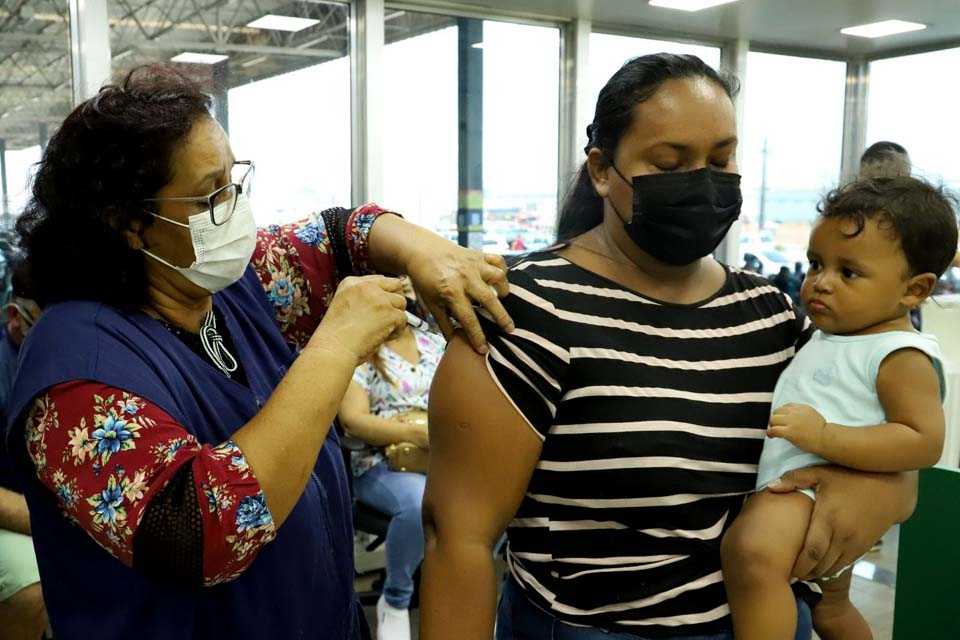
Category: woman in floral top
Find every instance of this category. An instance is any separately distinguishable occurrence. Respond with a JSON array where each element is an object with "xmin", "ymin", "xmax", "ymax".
[
  {"xmin": 5, "ymin": 65, "xmax": 511, "ymax": 640},
  {"xmin": 339, "ymin": 281, "xmax": 445, "ymax": 640}
]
